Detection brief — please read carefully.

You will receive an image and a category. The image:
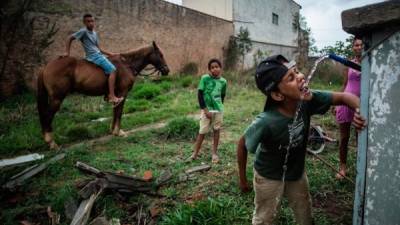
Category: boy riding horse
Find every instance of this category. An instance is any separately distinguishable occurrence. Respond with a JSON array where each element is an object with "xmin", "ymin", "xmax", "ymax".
[{"xmin": 63, "ymin": 13, "xmax": 123, "ymax": 106}]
